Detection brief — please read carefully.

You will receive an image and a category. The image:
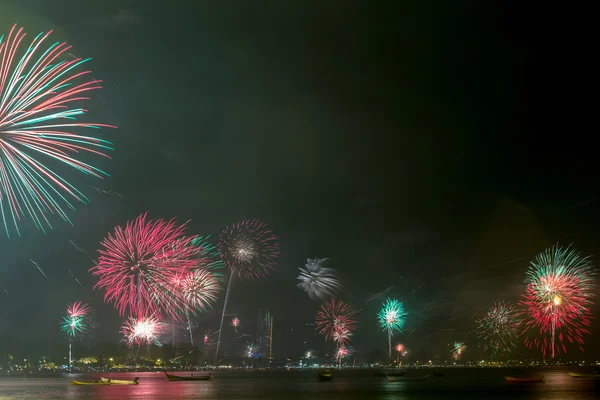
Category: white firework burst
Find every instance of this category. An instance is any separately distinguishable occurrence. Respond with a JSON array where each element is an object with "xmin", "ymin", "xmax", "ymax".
[{"xmin": 297, "ymin": 258, "xmax": 343, "ymax": 300}]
